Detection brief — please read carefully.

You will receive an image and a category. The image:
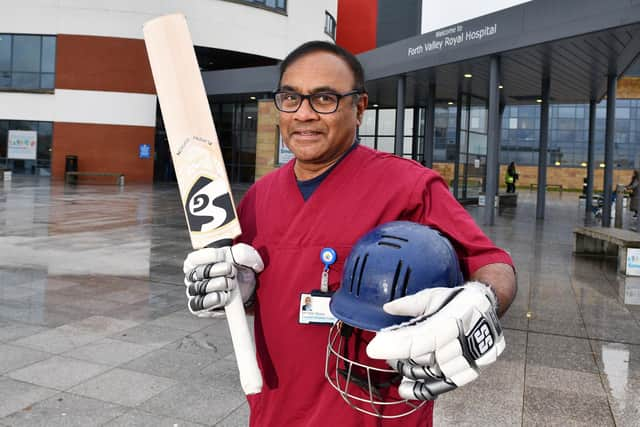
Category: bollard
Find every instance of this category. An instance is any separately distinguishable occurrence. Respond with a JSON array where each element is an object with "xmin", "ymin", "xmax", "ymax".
[{"xmin": 615, "ymin": 184, "xmax": 625, "ymax": 228}]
